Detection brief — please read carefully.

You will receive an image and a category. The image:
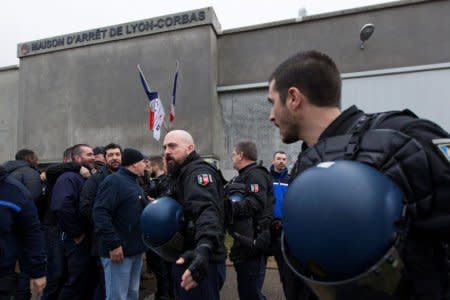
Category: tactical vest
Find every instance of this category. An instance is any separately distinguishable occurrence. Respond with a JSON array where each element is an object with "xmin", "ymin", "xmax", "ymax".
[{"xmin": 292, "ymin": 110, "xmax": 450, "ymax": 229}]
